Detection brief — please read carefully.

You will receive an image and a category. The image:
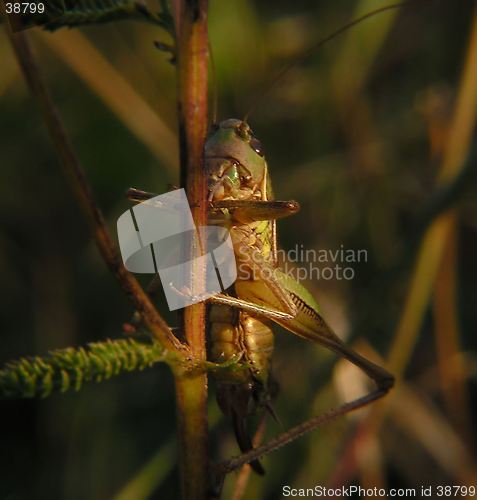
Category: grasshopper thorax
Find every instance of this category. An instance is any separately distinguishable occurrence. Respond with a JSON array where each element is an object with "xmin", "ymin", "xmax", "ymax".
[{"xmin": 205, "ymin": 119, "xmax": 267, "ymax": 202}]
